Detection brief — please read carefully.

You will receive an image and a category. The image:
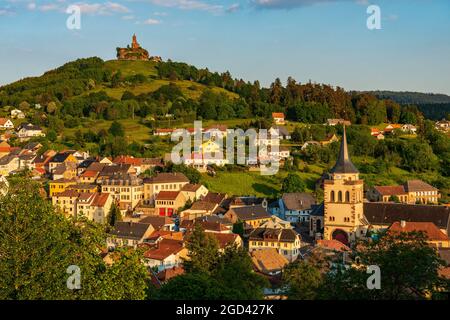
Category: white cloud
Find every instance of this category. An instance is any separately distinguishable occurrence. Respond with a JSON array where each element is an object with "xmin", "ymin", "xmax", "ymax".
[
  {"xmin": 252, "ymin": 0, "xmax": 365, "ymax": 9},
  {"xmin": 143, "ymin": 18, "xmax": 162, "ymax": 25},
  {"xmin": 75, "ymin": 2, "xmax": 131, "ymax": 15},
  {"xmin": 227, "ymin": 3, "xmax": 240, "ymax": 13},
  {"xmin": 146, "ymin": 0, "xmax": 224, "ymax": 14}
]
